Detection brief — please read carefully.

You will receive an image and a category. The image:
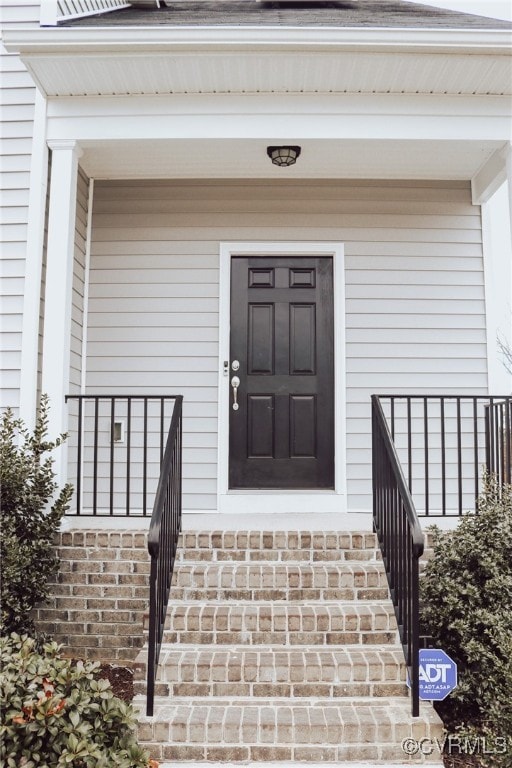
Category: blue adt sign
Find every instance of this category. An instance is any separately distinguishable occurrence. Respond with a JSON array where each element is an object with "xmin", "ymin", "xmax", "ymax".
[{"xmin": 413, "ymin": 649, "xmax": 458, "ymax": 701}]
